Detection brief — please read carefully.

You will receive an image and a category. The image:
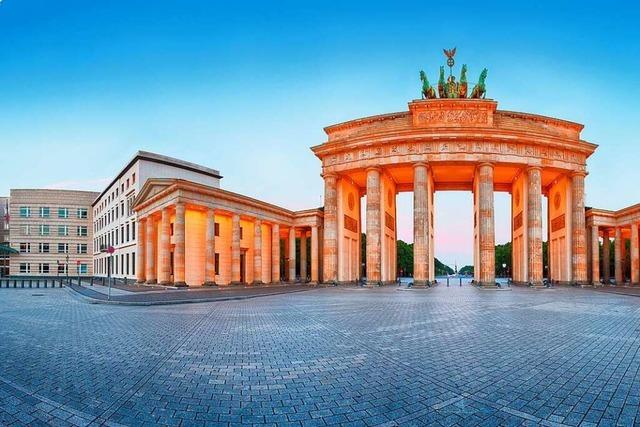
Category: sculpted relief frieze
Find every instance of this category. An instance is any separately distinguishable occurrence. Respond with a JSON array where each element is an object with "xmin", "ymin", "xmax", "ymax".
[
  {"xmin": 323, "ymin": 140, "xmax": 587, "ymax": 168},
  {"xmin": 415, "ymin": 109, "xmax": 489, "ymax": 127}
]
